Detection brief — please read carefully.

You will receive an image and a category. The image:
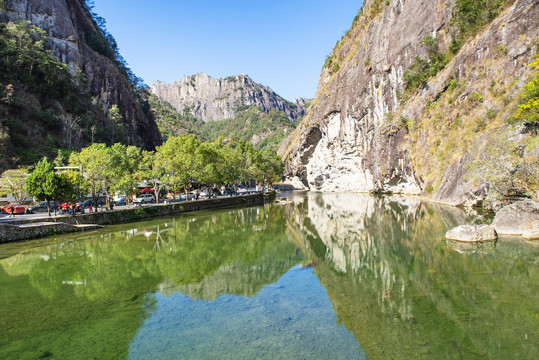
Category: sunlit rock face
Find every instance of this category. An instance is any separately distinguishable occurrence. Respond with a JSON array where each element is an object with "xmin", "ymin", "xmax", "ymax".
[
  {"xmin": 280, "ymin": 0, "xmax": 539, "ymax": 204},
  {"xmin": 2, "ymin": 0, "xmax": 162, "ymax": 148},
  {"xmin": 150, "ymin": 73, "xmax": 306, "ymax": 123}
]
